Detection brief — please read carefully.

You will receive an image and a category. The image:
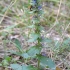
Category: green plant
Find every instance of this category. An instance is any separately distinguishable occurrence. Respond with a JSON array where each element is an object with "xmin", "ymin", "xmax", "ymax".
[
  {"xmin": 10, "ymin": 0, "xmax": 56, "ymax": 70},
  {"xmin": 0, "ymin": 56, "xmax": 12, "ymax": 70}
]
